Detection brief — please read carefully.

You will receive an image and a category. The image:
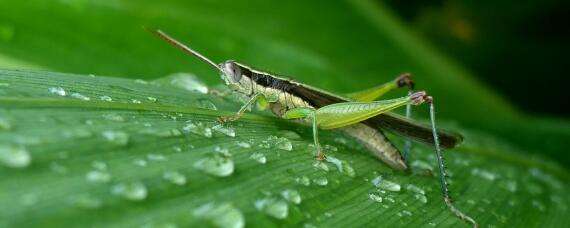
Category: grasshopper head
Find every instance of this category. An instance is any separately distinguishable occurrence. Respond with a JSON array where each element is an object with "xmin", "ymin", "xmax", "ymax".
[{"xmin": 219, "ymin": 60, "xmax": 245, "ymax": 91}]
